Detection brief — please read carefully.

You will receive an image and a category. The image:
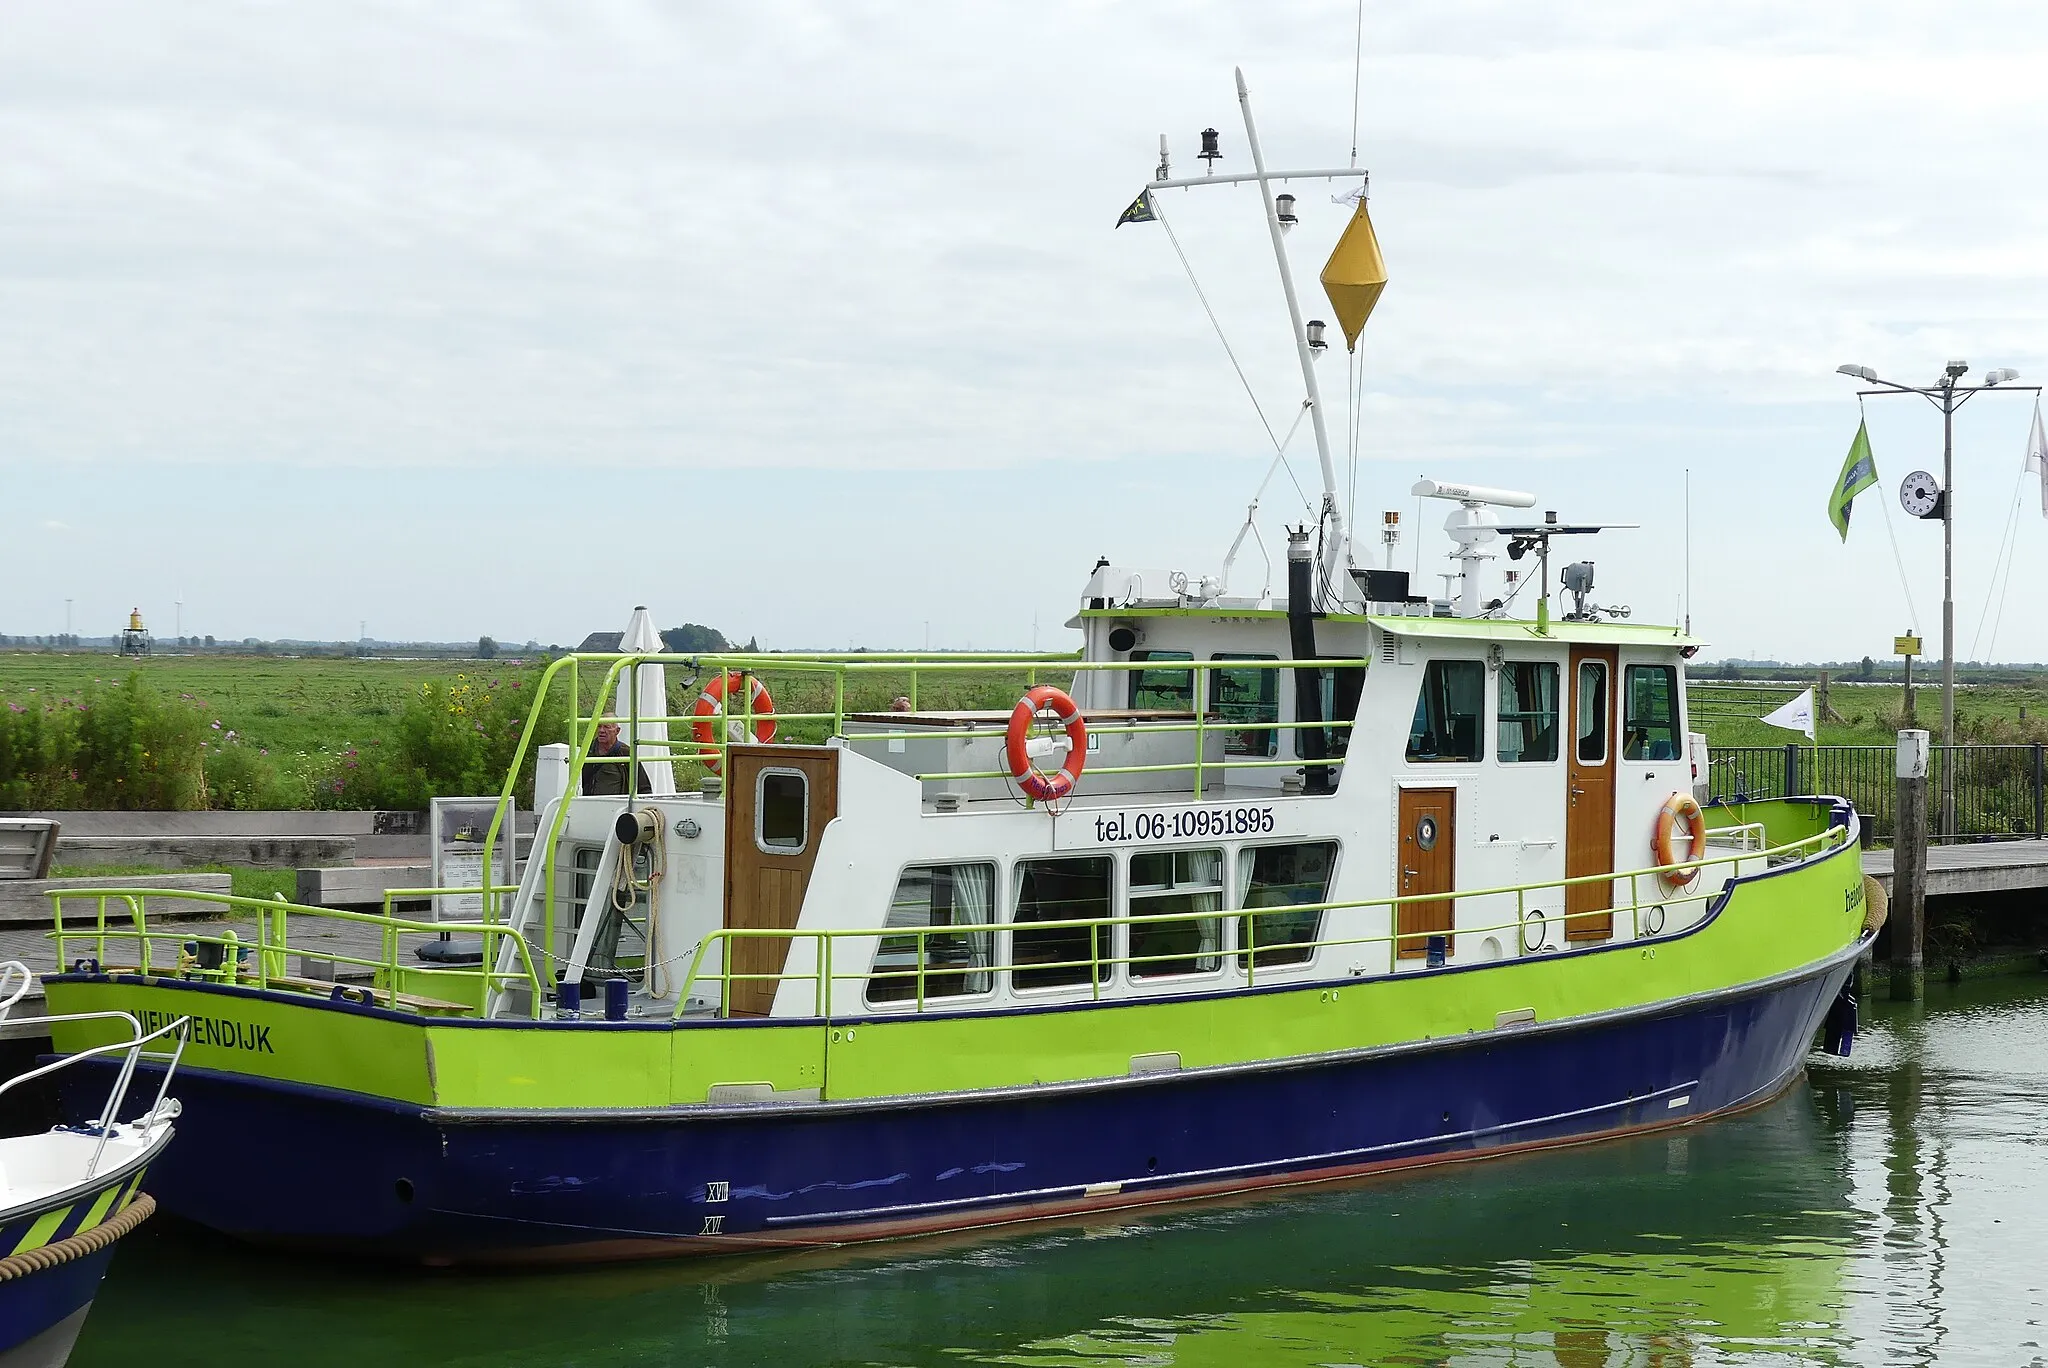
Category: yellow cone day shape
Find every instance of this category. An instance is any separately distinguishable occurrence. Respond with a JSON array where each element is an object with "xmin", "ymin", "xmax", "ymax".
[{"xmin": 1320, "ymin": 197, "xmax": 1388, "ymax": 350}]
